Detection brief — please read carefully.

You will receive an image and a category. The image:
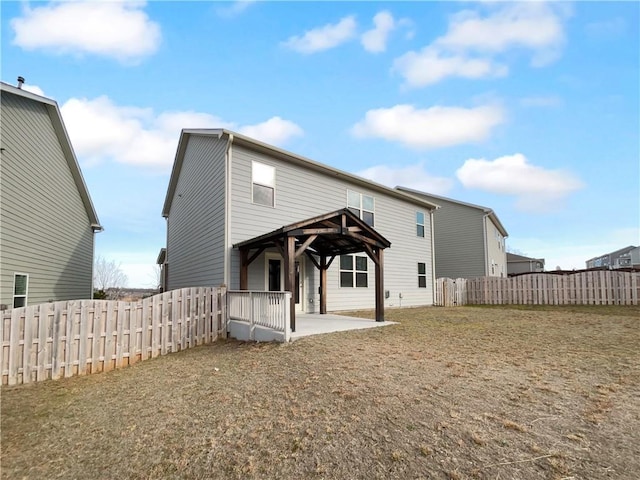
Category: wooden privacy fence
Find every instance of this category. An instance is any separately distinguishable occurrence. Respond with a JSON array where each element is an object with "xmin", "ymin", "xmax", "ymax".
[
  {"xmin": 1, "ymin": 287, "xmax": 226, "ymax": 386},
  {"xmin": 436, "ymin": 271, "xmax": 640, "ymax": 306}
]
